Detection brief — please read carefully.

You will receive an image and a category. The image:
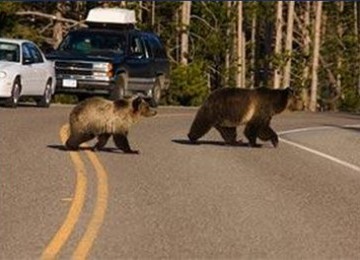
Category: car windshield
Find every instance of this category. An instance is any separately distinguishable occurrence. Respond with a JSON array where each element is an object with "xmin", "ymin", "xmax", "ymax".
[
  {"xmin": 58, "ymin": 31, "xmax": 126, "ymax": 55},
  {"xmin": 0, "ymin": 42, "xmax": 20, "ymax": 63}
]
